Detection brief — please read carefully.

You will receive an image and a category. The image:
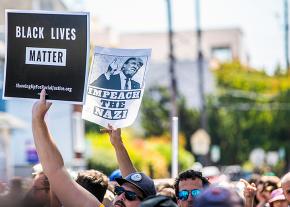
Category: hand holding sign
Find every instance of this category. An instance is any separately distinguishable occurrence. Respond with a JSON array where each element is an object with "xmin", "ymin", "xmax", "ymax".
[
  {"xmin": 101, "ymin": 124, "xmax": 123, "ymax": 147},
  {"xmin": 4, "ymin": 10, "xmax": 89, "ymax": 102},
  {"xmin": 32, "ymin": 89, "xmax": 52, "ymax": 120},
  {"xmin": 82, "ymin": 47, "xmax": 151, "ymax": 128}
]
